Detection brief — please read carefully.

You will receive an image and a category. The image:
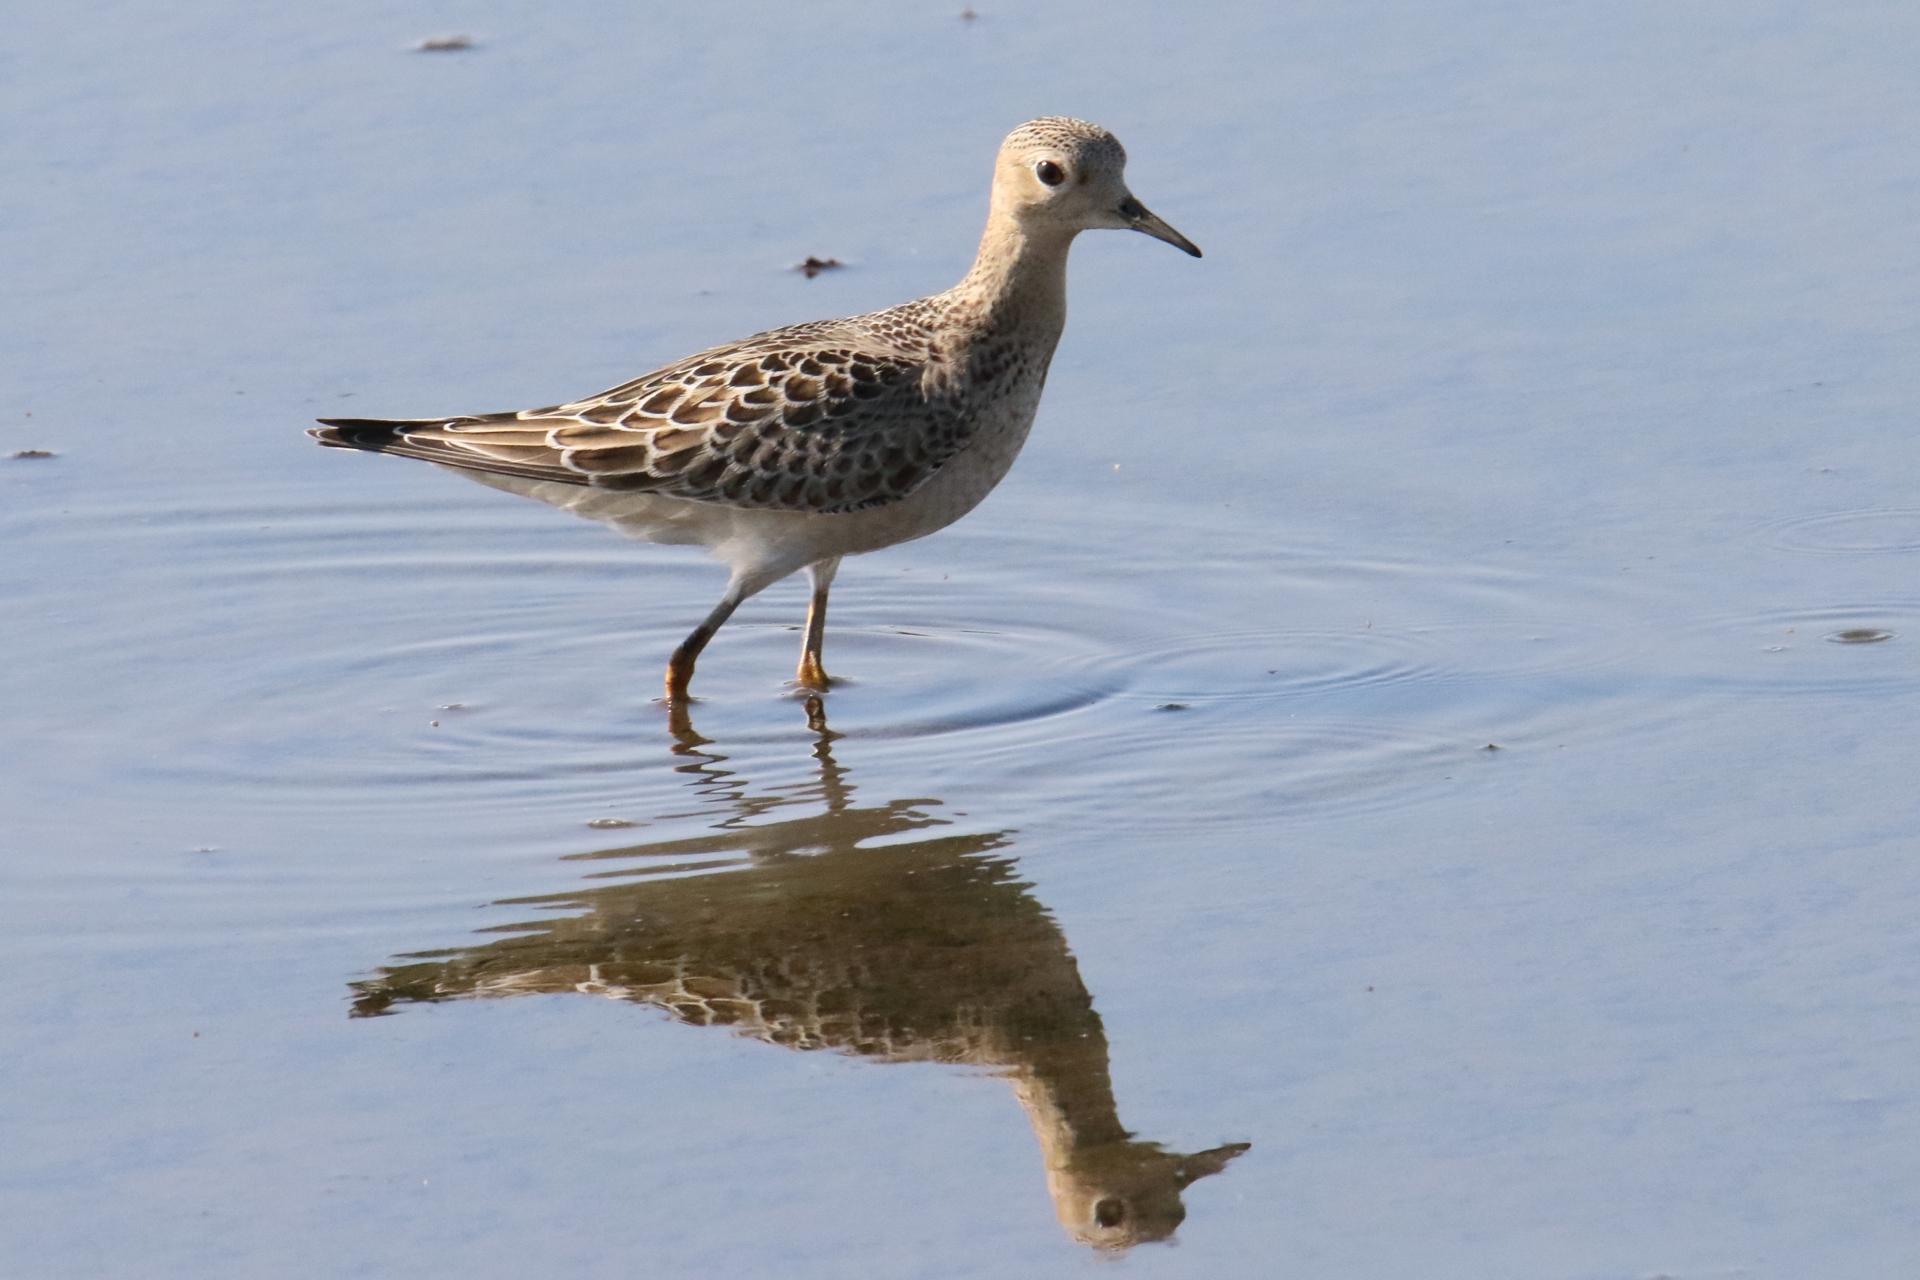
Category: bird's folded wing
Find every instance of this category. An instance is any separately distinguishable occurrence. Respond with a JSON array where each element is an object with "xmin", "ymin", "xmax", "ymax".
[{"xmin": 315, "ymin": 342, "xmax": 970, "ymax": 514}]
